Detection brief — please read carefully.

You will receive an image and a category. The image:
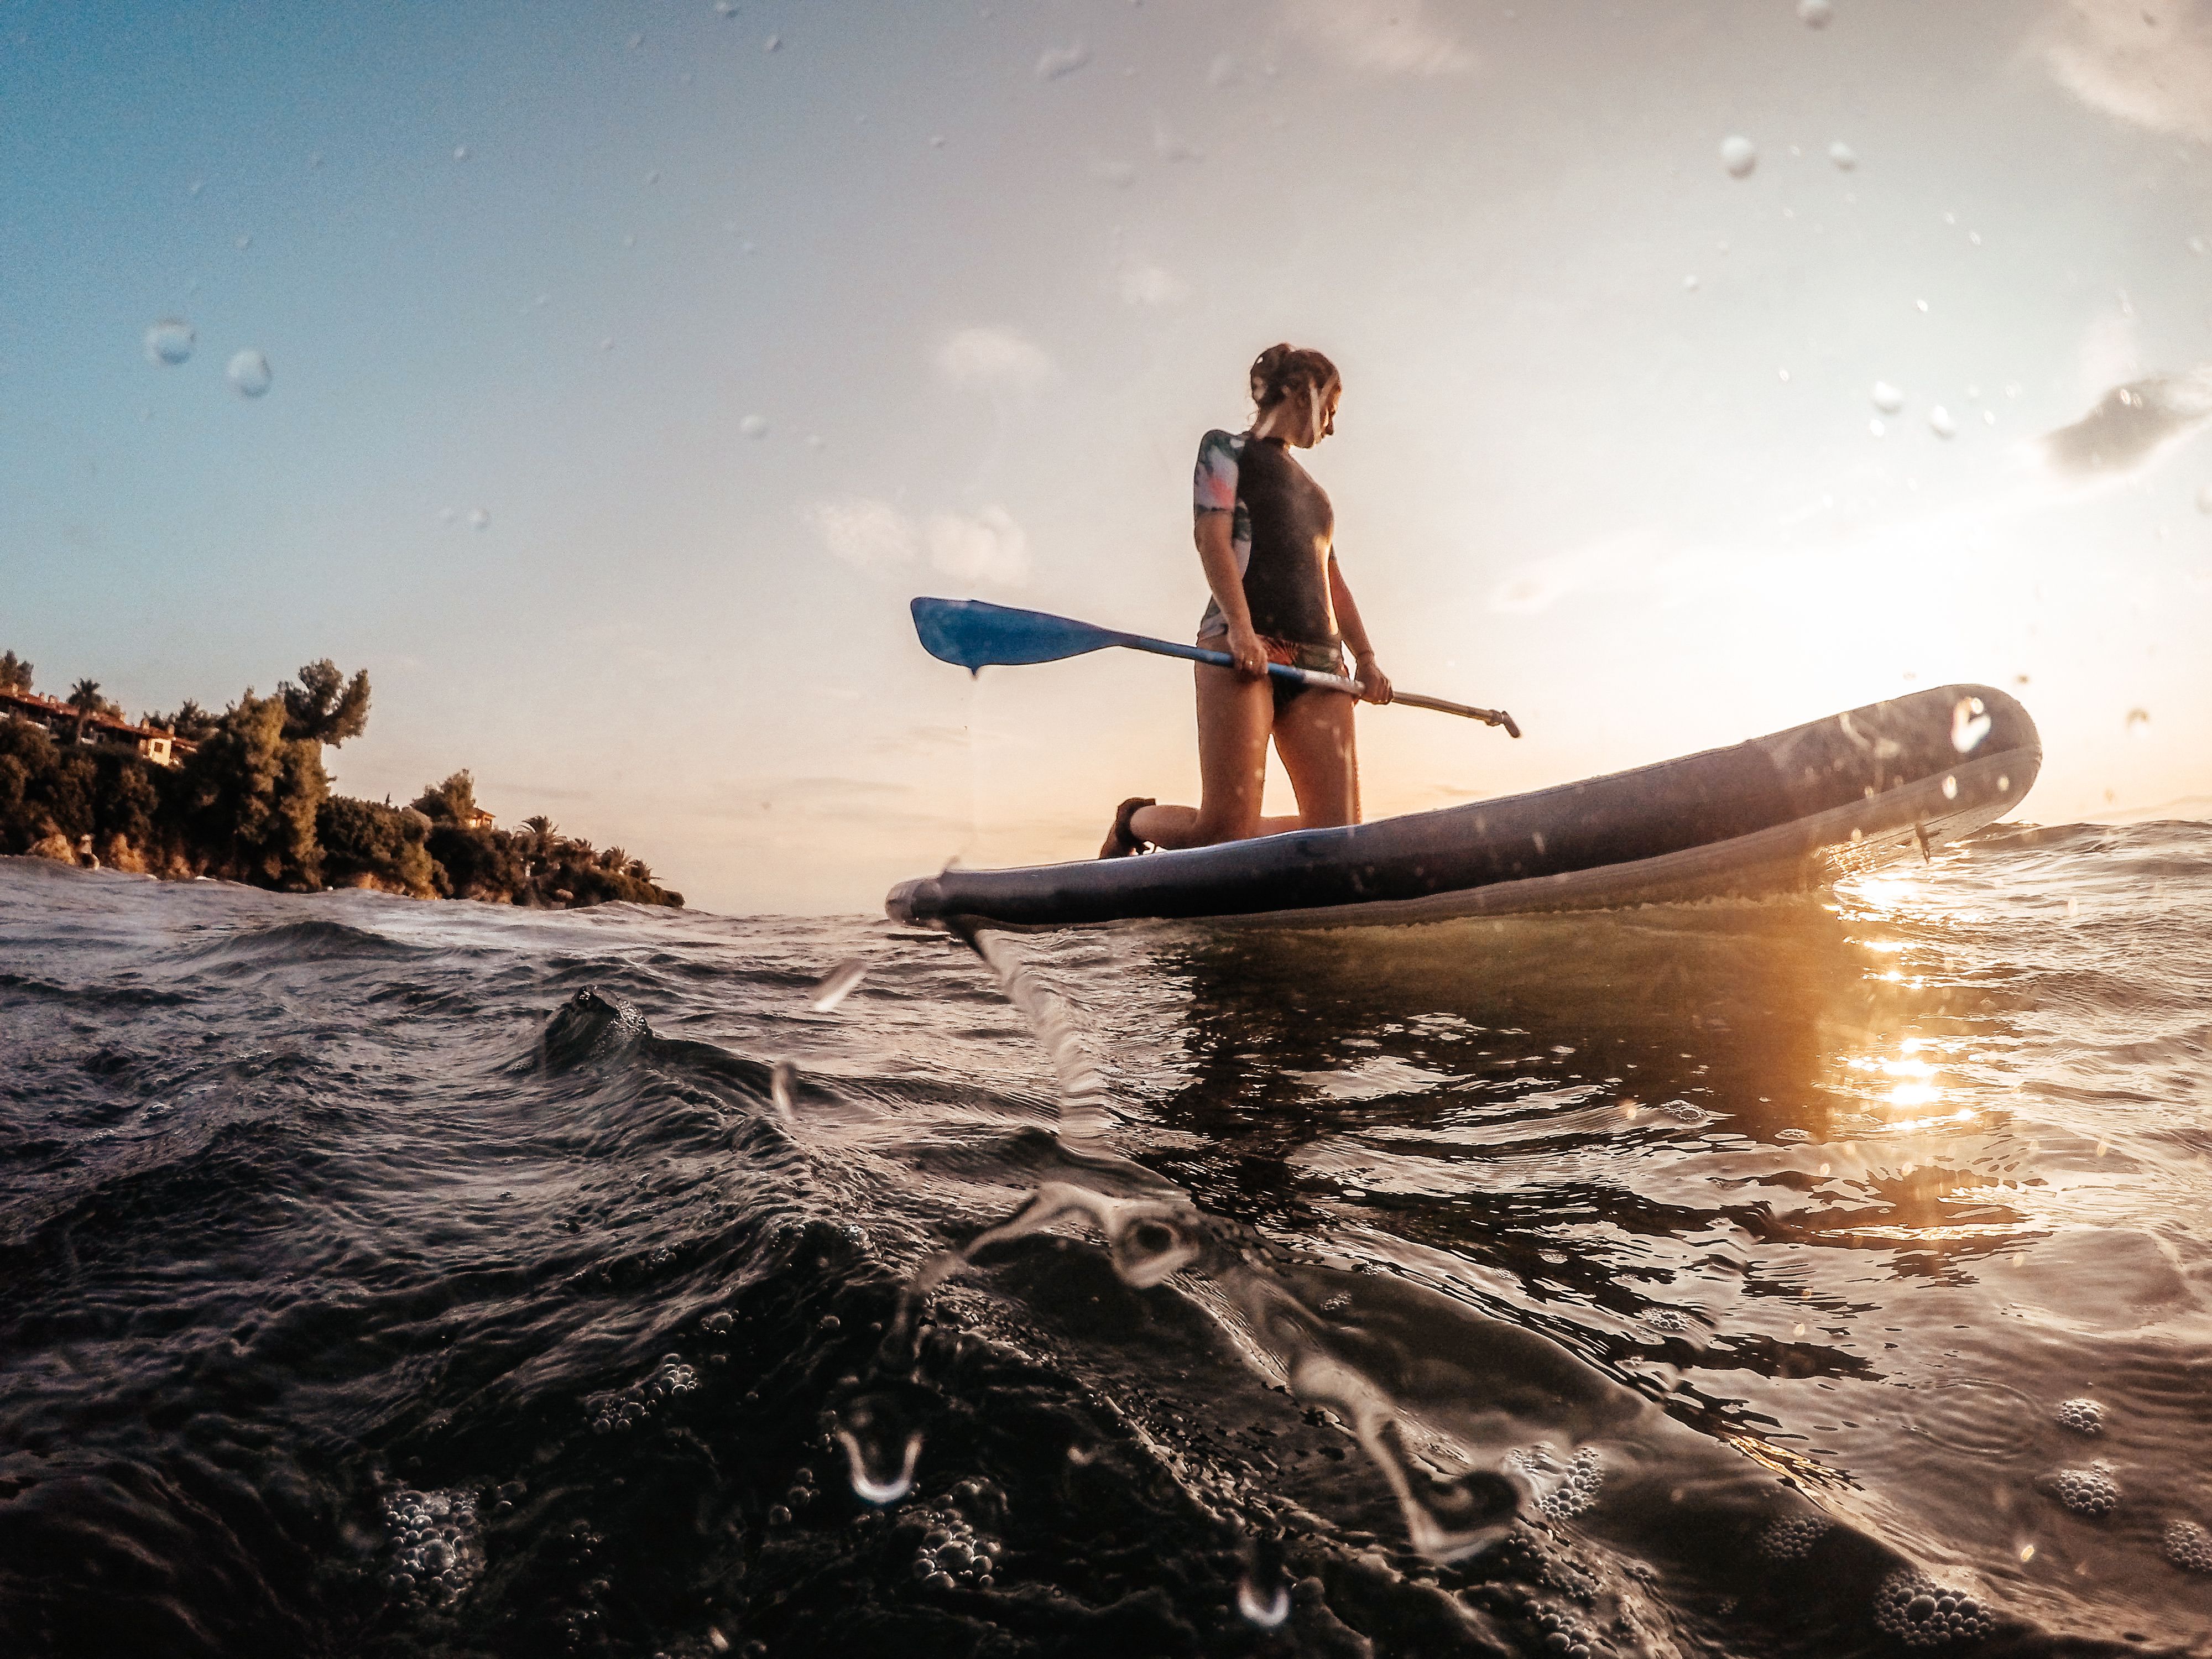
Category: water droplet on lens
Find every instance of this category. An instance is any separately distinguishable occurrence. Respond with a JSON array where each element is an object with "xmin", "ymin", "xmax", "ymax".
[
  {"xmin": 235, "ymin": 232, "xmax": 252, "ymax": 250},
  {"xmin": 763, "ymin": 33, "xmax": 780, "ymax": 51},
  {"xmin": 1798, "ymin": 0, "xmax": 1833, "ymax": 25},
  {"xmin": 1683, "ymin": 273, "xmax": 1699, "ymax": 290},
  {"xmin": 453, "ymin": 144, "xmax": 469, "ymax": 161},
  {"xmin": 1869, "ymin": 418, "xmax": 1886, "ymax": 438},
  {"xmin": 739, "ymin": 414, "xmax": 770, "ymax": 439},
  {"xmin": 1236, "ymin": 1575, "xmax": 1290, "ymax": 1626},
  {"xmin": 2124, "ymin": 707, "xmax": 2150, "ymax": 731},
  {"xmin": 807, "ymin": 956, "xmax": 867, "ymax": 1013},
  {"xmin": 1872, "ymin": 381, "xmax": 1904, "ymax": 413},
  {"xmin": 770, "ymin": 1060, "xmax": 796, "ymax": 1121},
  {"xmin": 1950, "ymin": 696, "xmax": 1991, "ymax": 753},
  {"xmin": 834, "ymin": 1395, "xmax": 924, "ymax": 1504},
  {"xmin": 1942, "ymin": 775, "xmax": 1958, "ymax": 800},
  {"xmin": 1828, "ymin": 139, "xmax": 1856, "ymax": 169},
  {"xmin": 1719, "ymin": 134, "xmax": 1757, "ymax": 178},
  {"xmin": 144, "ymin": 319, "xmax": 195, "ymax": 366},
  {"xmin": 1928, "ymin": 405, "xmax": 1957, "ymax": 438},
  {"xmin": 226, "ymin": 349, "xmax": 272, "ymax": 397},
  {"xmin": 467, "ymin": 507, "xmax": 490, "ymax": 531},
  {"xmin": 2197, "ymin": 484, "xmax": 2212, "ymax": 514}
]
